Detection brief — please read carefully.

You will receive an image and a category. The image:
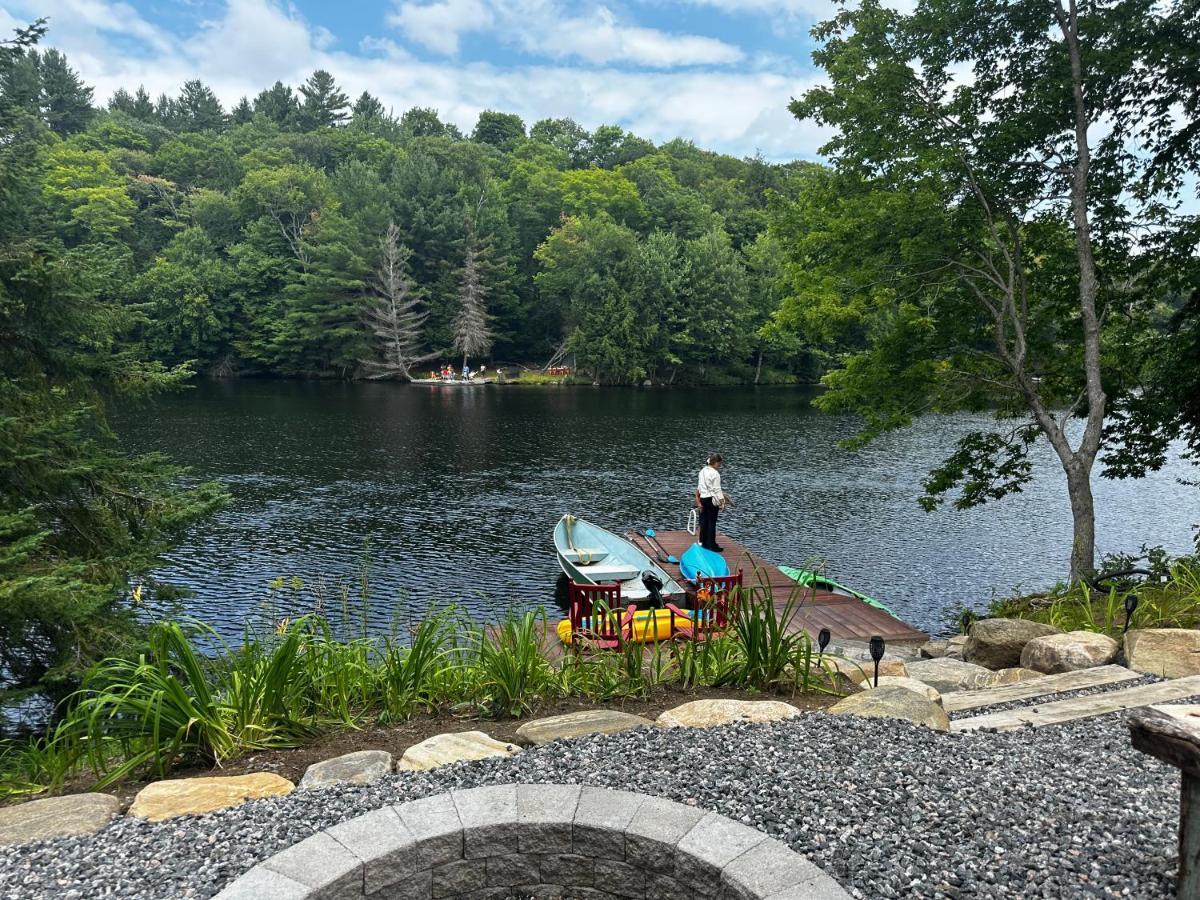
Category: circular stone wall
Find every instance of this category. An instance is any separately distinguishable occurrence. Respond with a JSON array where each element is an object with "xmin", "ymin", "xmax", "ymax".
[{"xmin": 213, "ymin": 784, "xmax": 849, "ymax": 900}]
